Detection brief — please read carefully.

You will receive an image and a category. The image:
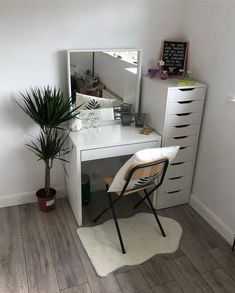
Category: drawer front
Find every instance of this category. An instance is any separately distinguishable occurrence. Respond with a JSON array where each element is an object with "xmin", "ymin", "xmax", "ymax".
[
  {"xmin": 165, "ymin": 124, "xmax": 200, "ymax": 138},
  {"xmin": 159, "ymin": 175, "xmax": 192, "ymax": 194},
  {"xmin": 164, "ymin": 135, "xmax": 198, "ymax": 147},
  {"xmin": 166, "ymin": 161, "xmax": 194, "ymax": 179},
  {"xmin": 172, "ymin": 146, "xmax": 195, "ymax": 163},
  {"xmin": 81, "ymin": 141, "xmax": 159, "ymax": 161},
  {"xmin": 167, "ymin": 100, "xmax": 203, "ymax": 115},
  {"xmin": 168, "ymin": 87, "xmax": 206, "ymax": 102},
  {"xmin": 156, "ymin": 189, "xmax": 190, "ymax": 209},
  {"xmin": 166, "ymin": 112, "xmax": 201, "ymax": 126}
]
